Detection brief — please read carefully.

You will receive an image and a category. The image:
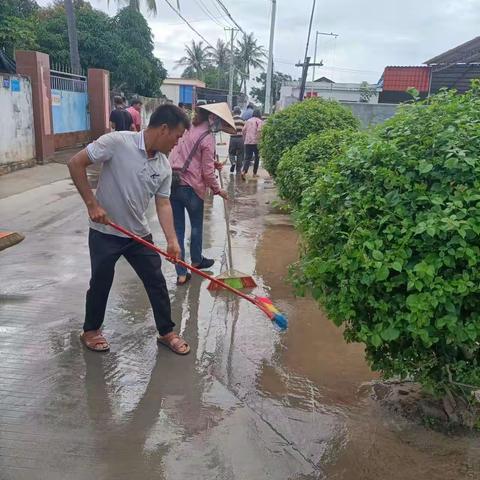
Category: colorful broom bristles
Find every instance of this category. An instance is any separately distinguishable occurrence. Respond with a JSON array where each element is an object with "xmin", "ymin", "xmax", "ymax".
[{"xmin": 255, "ymin": 297, "xmax": 288, "ymax": 330}]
